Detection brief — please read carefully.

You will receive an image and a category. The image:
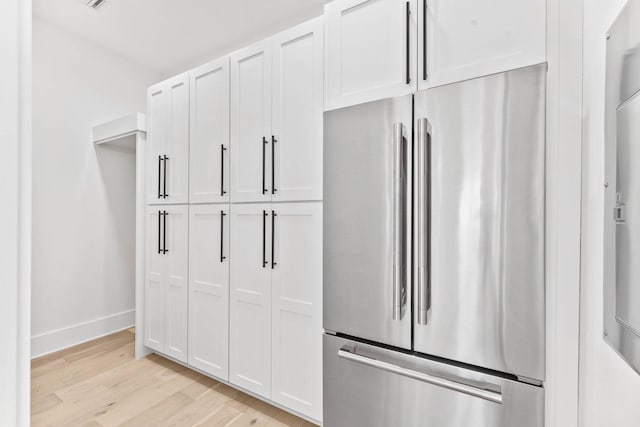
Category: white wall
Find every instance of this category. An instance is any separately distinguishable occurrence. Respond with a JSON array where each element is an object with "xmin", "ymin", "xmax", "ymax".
[
  {"xmin": 579, "ymin": 0, "xmax": 640, "ymax": 425},
  {"xmin": 0, "ymin": 0, "xmax": 31, "ymax": 425},
  {"xmin": 31, "ymin": 17, "xmax": 160, "ymax": 357}
]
